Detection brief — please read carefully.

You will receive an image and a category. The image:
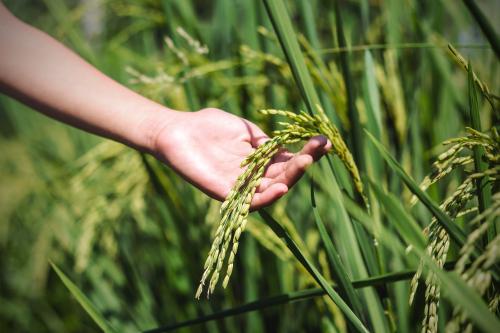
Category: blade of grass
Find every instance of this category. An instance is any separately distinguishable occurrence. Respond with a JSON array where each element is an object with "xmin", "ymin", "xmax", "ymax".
[
  {"xmin": 361, "ymin": 50, "xmax": 390, "ymax": 277},
  {"xmin": 263, "ymin": 0, "xmax": 320, "ymax": 115},
  {"xmin": 263, "ymin": 0, "xmax": 362, "ymax": 204},
  {"xmin": 319, "ymin": 158, "xmax": 388, "ymax": 332},
  {"xmin": 316, "ymin": 43, "xmax": 490, "ymax": 55},
  {"xmin": 369, "ymin": 178, "xmax": 423, "ymax": 332},
  {"xmin": 259, "ymin": 210, "xmax": 369, "ymax": 333},
  {"xmin": 297, "ymin": 0, "xmax": 320, "ymax": 48},
  {"xmin": 310, "ymin": 176, "xmax": 366, "ymax": 321},
  {"xmin": 263, "ymin": 3, "xmax": 385, "ymax": 327},
  {"xmin": 467, "ymin": 62, "xmax": 494, "ymax": 238},
  {"xmin": 364, "ymin": 130, "xmax": 468, "ymax": 247},
  {"xmin": 297, "ymin": 1, "xmax": 339, "ymax": 126},
  {"xmin": 50, "ymin": 261, "xmax": 118, "ymax": 333},
  {"xmin": 362, "ymin": 51, "xmax": 382, "ymax": 139},
  {"xmin": 369, "ymin": 180, "xmax": 426, "ymax": 251},
  {"xmin": 339, "ymin": 196, "xmax": 500, "ymax": 333},
  {"xmin": 331, "ymin": 3, "xmax": 382, "ymax": 291},
  {"xmin": 332, "ymin": 0, "xmax": 365, "ymax": 173},
  {"xmin": 142, "ymin": 265, "xmax": 458, "ymax": 333}
]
